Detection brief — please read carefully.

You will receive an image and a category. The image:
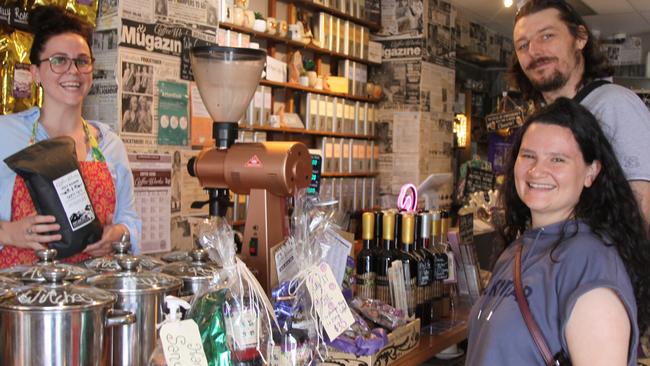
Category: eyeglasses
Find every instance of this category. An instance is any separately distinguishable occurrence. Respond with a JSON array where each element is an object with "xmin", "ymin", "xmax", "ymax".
[{"xmin": 39, "ymin": 55, "xmax": 94, "ymax": 74}]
